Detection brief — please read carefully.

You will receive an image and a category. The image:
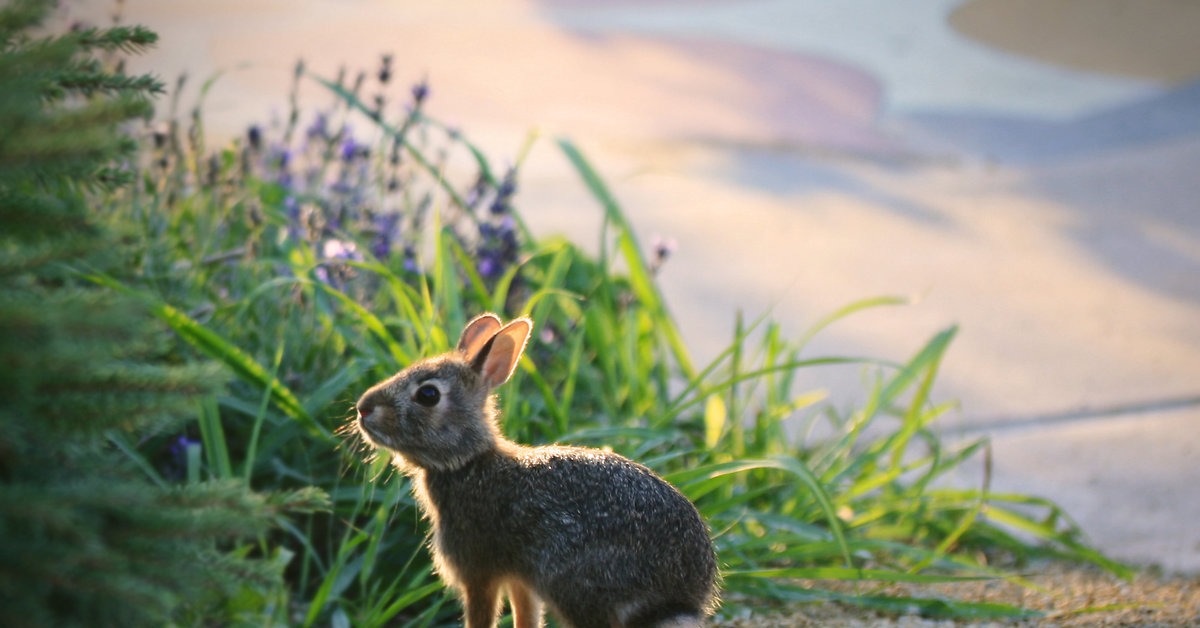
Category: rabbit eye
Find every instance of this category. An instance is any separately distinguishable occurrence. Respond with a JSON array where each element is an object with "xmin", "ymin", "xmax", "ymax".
[{"xmin": 413, "ymin": 384, "xmax": 441, "ymax": 407}]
